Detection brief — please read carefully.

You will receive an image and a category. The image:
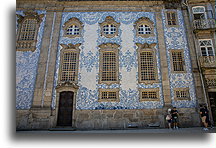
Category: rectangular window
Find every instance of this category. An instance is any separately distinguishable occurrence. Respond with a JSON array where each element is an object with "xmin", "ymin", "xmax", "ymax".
[
  {"xmin": 20, "ymin": 19, "xmax": 37, "ymax": 41},
  {"xmin": 166, "ymin": 12, "xmax": 178, "ymax": 26},
  {"xmin": 99, "ymin": 89, "xmax": 119, "ymax": 102},
  {"xmin": 61, "ymin": 52, "xmax": 78, "ymax": 82},
  {"xmin": 140, "ymin": 51, "xmax": 156, "ymax": 81},
  {"xmin": 171, "ymin": 50, "xmax": 185, "ymax": 72},
  {"xmin": 139, "ymin": 88, "xmax": 159, "ymax": 101},
  {"xmin": 101, "ymin": 51, "xmax": 117, "ymax": 81},
  {"xmin": 199, "ymin": 39, "xmax": 215, "ymax": 56},
  {"xmin": 174, "ymin": 88, "xmax": 190, "ymax": 100}
]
